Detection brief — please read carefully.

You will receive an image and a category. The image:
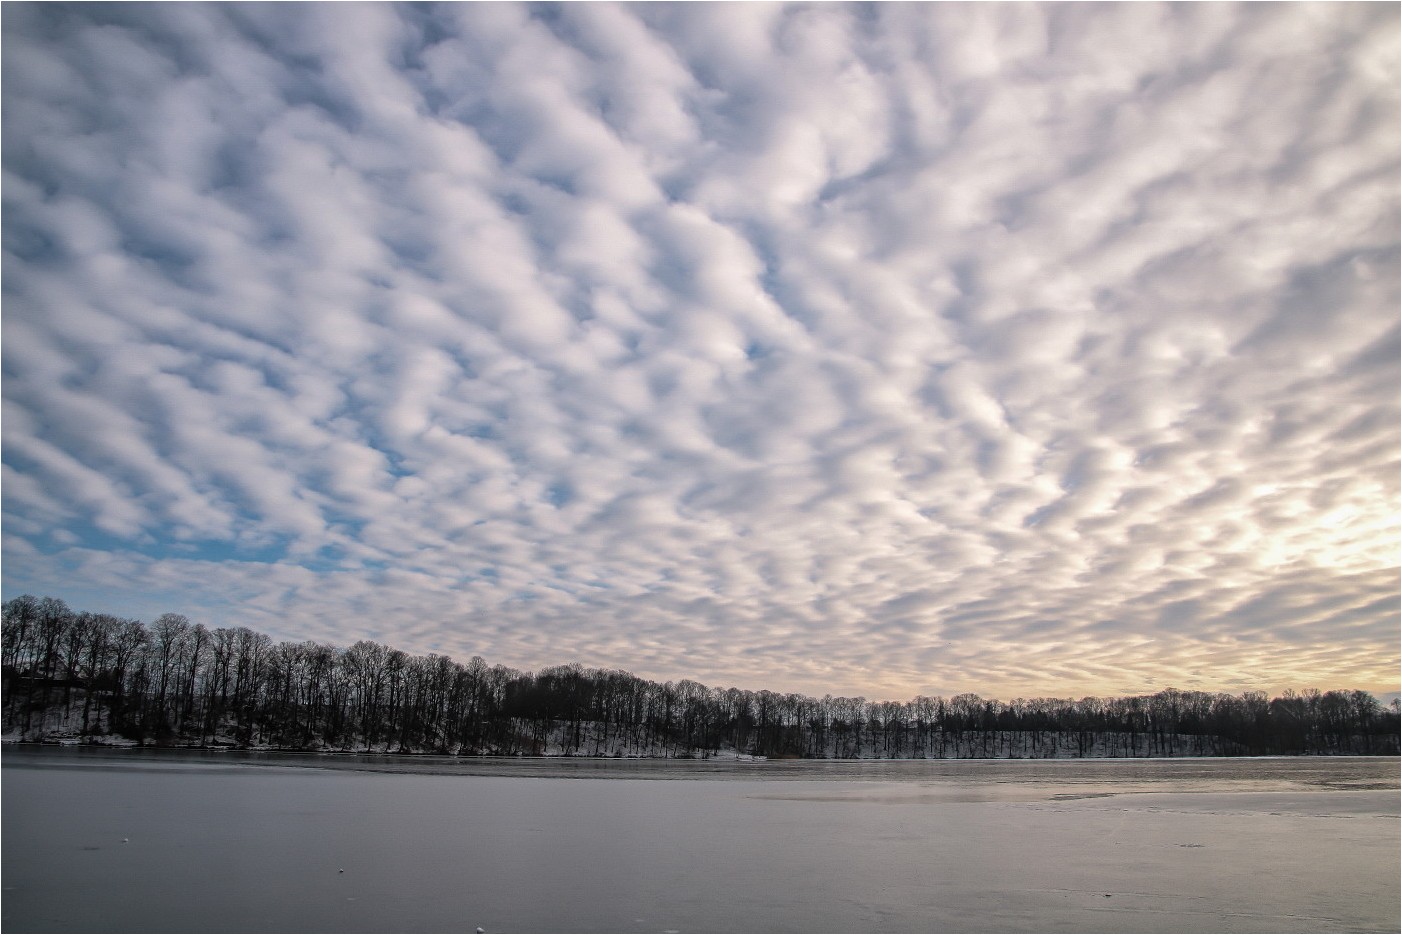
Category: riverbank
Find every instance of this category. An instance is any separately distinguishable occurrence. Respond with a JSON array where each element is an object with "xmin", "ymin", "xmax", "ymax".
[{"xmin": 5, "ymin": 734, "xmax": 1395, "ymax": 761}]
